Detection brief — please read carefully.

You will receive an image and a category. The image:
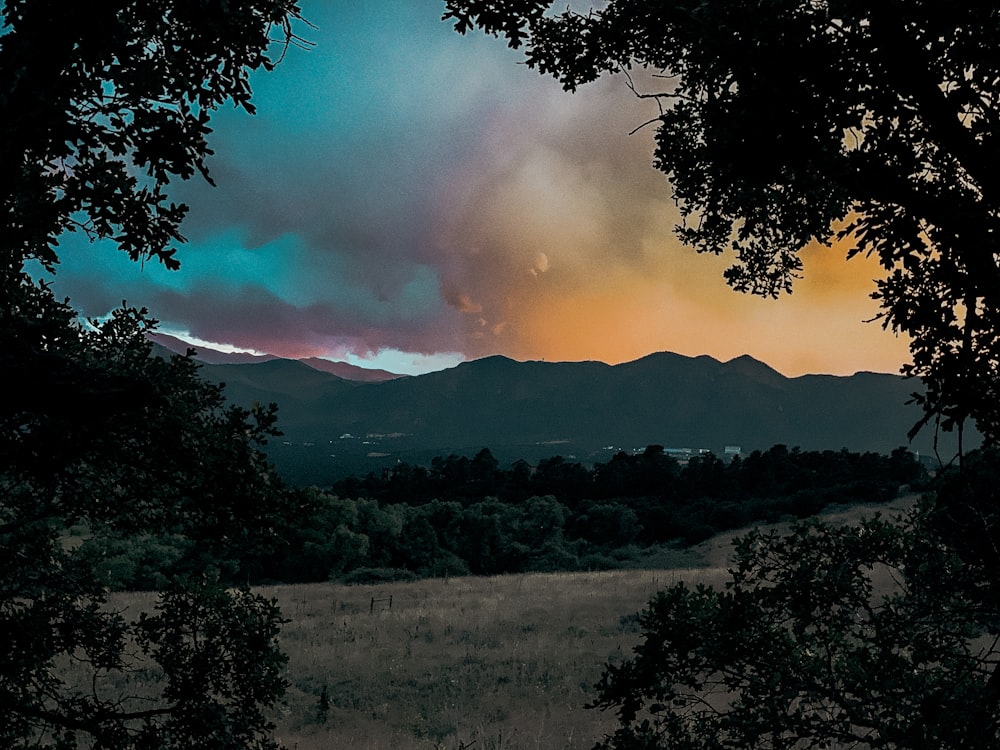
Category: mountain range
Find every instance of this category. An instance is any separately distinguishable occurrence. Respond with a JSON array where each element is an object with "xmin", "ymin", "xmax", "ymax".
[
  {"xmin": 151, "ymin": 335, "xmax": 974, "ymax": 485},
  {"xmin": 148, "ymin": 333, "xmax": 404, "ymax": 382}
]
